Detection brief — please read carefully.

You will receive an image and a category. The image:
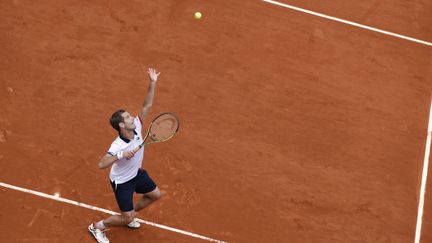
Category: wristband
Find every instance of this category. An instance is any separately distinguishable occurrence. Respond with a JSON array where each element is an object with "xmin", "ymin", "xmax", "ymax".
[{"xmin": 117, "ymin": 151, "xmax": 124, "ymax": 160}]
